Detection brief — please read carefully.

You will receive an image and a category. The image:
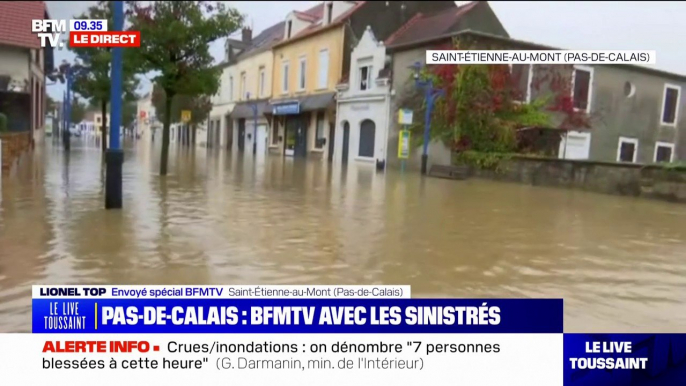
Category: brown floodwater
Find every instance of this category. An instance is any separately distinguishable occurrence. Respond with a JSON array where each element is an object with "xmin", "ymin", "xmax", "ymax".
[{"xmin": 1, "ymin": 138, "xmax": 685, "ymax": 333}]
